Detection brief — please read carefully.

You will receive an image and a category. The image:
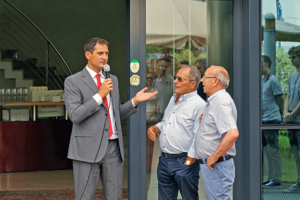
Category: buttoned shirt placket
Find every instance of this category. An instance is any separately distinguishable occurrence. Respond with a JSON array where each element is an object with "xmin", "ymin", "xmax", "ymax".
[{"xmin": 161, "ymin": 96, "xmax": 186, "ymax": 151}]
